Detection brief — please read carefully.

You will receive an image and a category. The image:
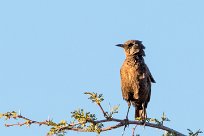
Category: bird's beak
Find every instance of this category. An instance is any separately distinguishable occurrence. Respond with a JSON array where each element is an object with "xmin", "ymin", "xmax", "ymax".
[{"xmin": 115, "ymin": 44, "xmax": 124, "ymax": 48}]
